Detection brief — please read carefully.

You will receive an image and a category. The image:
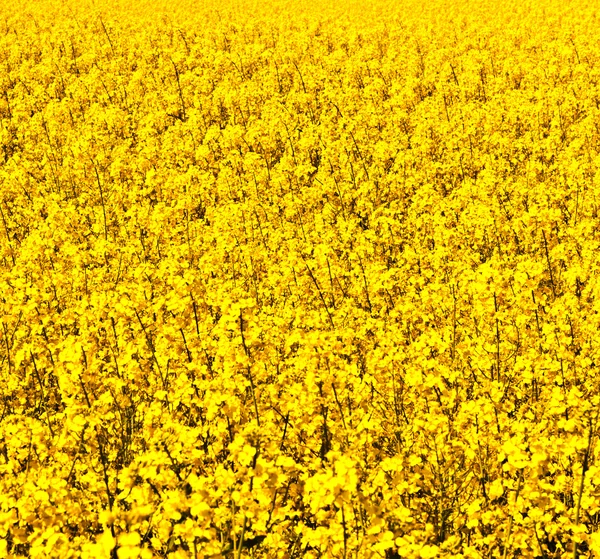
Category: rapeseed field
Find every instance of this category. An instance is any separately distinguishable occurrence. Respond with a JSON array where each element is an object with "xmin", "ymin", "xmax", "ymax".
[{"xmin": 1, "ymin": 0, "xmax": 600, "ymax": 557}]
